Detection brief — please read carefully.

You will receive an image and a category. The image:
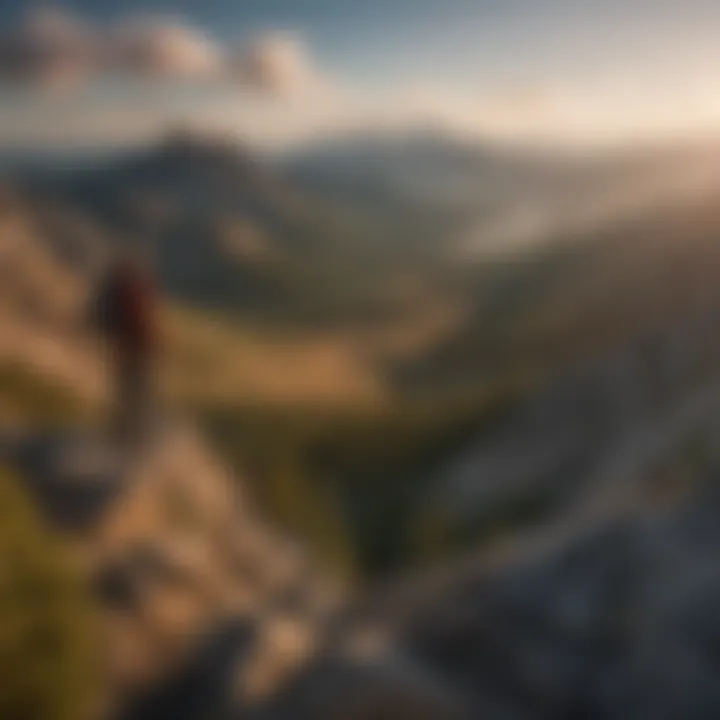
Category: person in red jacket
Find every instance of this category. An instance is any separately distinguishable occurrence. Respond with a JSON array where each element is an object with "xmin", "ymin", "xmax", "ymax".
[{"xmin": 93, "ymin": 248, "xmax": 158, "ymax": 445}]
